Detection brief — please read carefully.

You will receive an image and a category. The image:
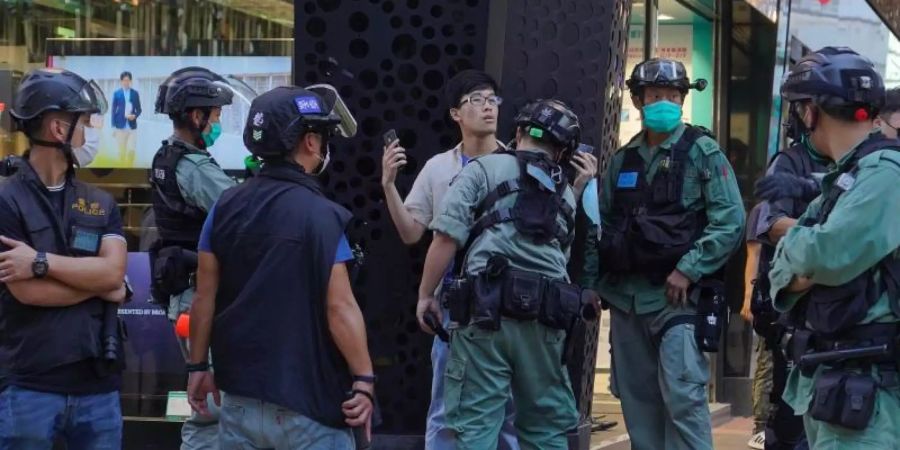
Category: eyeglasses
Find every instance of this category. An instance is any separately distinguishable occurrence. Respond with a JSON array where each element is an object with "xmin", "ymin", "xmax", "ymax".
[{"xmin": 460, "ymin": 94, "xmax": 503, "ymax": 107}]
